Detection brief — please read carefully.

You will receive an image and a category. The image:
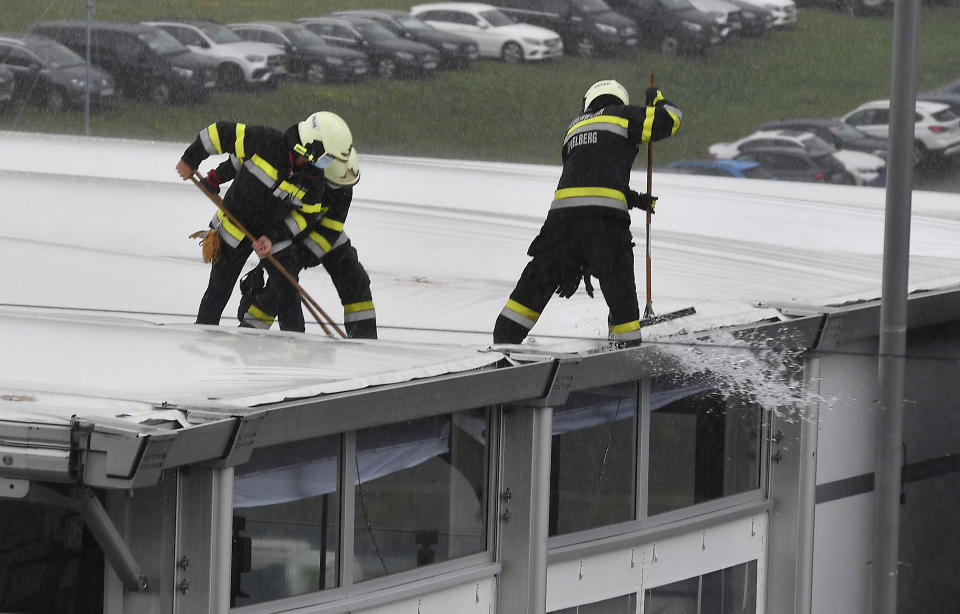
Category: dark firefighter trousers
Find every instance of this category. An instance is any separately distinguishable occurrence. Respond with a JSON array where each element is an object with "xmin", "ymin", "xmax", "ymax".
[
  {"xmin": 197, "ymin": 240, "xmax": 305, "ymax": 331},
  {"xmin": 493, "ymin": 216, "xmax": 640, "ymax": 344},
  {"xmin": 240, "ymin": 239, "xmax": 377, "ymax": 338}
]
